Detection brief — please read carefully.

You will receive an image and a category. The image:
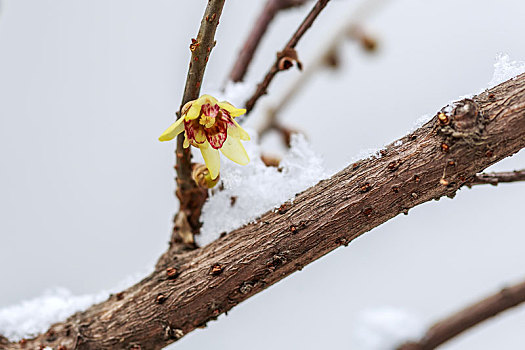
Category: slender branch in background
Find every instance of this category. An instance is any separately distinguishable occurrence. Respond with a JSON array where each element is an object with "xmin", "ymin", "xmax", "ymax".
[
  {"xmin": 258, "ymin": 0, "xmax": 390, "ymax": 140},
  {"xmin": 0, "ymin": 335, "xmax": 7, "ymax": 349},
  {"xmin": 173, "ymin": 0, "xmax": 226, "ymax": 247},
  {"xmin": 228, "ymin": 0, "xmax": 308, "ymax": 83},
  {"xmin": 398, "ymin": 278, "xmax": 525, "ymax": 350},
  {"xmin": 4, "ymin": 73, "xmax": 525, "ymax": 350},
  {"xmin": 244, "ymin": 0, "xmax": 331, "ymax": 114},
  {"xmin": 466, "ymin": 169, "xmax": 525, "ymax": 187}
]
